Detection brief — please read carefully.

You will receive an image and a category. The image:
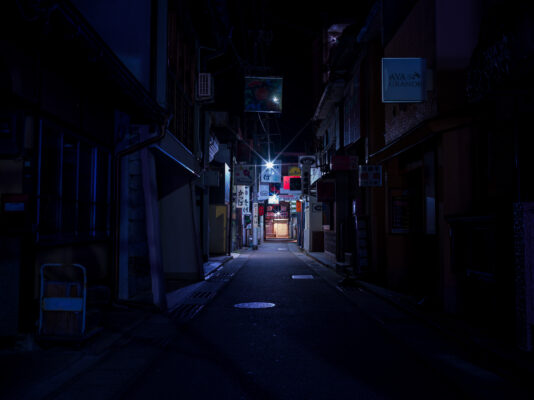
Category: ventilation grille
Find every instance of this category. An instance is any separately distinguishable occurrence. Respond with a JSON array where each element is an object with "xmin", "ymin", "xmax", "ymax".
[{"xmin": 197, "ymin": 73, "xmax": 213, "ymax": 98}]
